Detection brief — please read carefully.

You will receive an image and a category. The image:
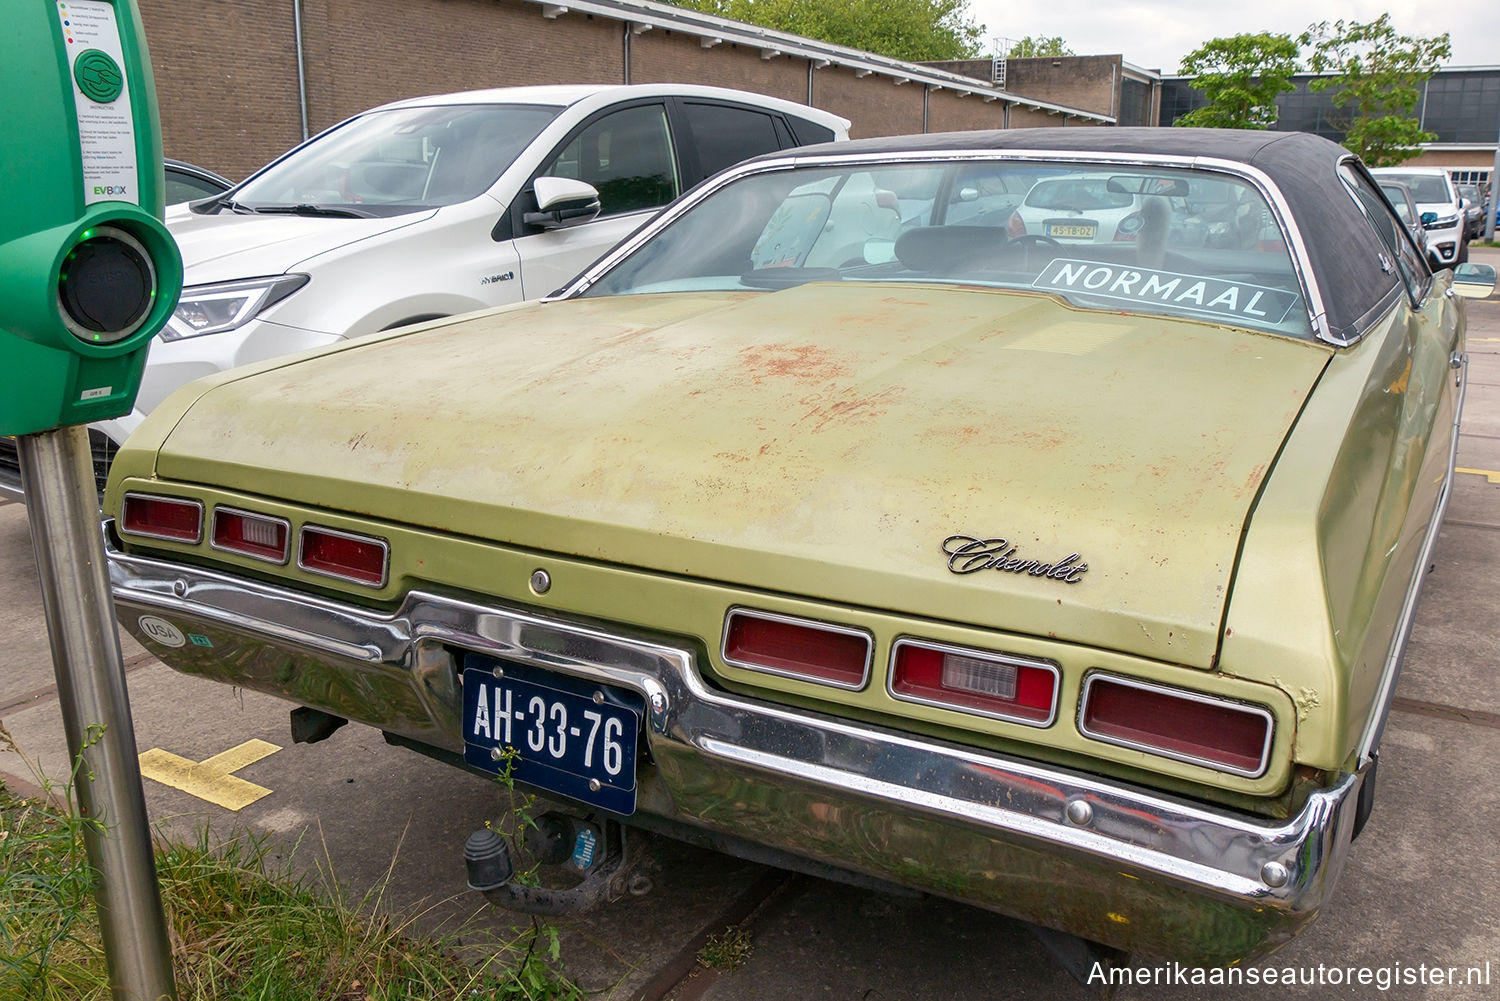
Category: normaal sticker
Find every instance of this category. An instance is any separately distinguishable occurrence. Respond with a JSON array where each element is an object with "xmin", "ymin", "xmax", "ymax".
[{"xmin": 1034, "ymin": 259, "xmax": 1301, "ymax": 324}]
